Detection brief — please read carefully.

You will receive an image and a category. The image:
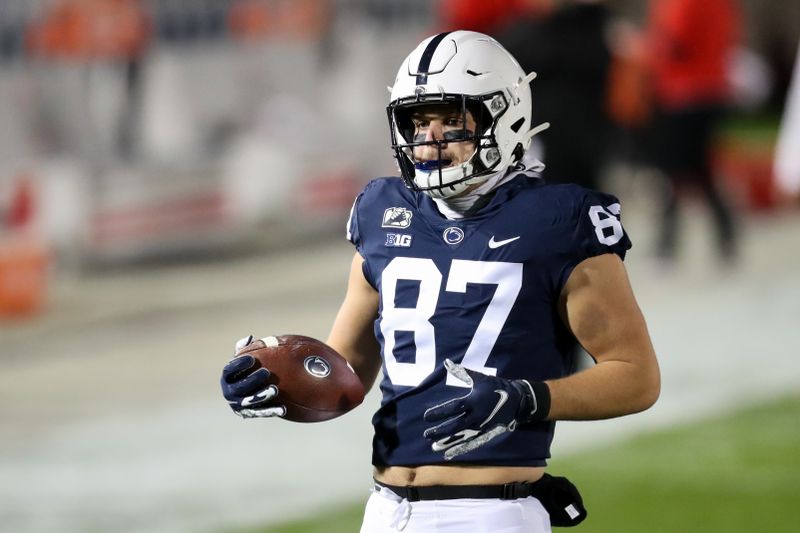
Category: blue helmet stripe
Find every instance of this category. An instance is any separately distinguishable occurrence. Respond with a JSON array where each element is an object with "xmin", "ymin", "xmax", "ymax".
[{"xmin": 416, "ymin": 32, "xmax": 452, "ymax": 85}]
